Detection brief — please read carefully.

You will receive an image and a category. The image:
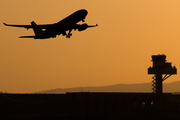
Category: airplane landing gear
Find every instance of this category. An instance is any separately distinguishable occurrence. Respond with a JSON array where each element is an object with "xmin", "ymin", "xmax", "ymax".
[
  {"xmin": 66, "ymin": 32, "xmax": 72, "ymax": 38},
  {"xmin": 68, "ymin": 33, "xmax": 72, "ymax": 36},
  {"xmin": 66, "ymin": 35, "xmax": 71, "ymax": 38}
]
